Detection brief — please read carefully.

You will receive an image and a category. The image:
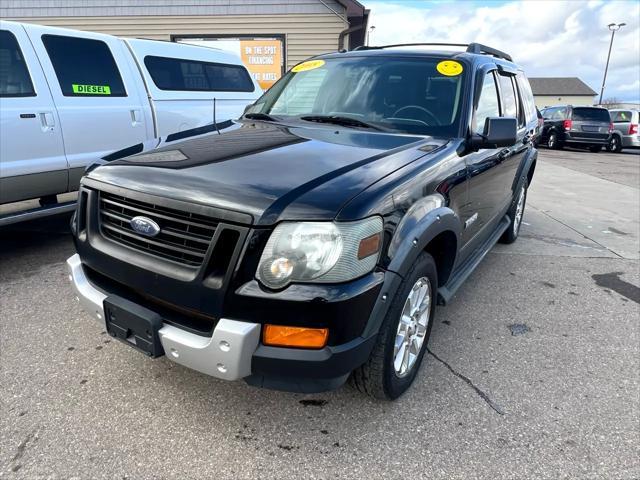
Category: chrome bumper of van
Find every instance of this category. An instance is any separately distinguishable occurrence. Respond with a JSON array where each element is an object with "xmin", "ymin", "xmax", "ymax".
[{"xmin": 66, "ymin": 254, "xmax": 260, "ymax": 381}]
